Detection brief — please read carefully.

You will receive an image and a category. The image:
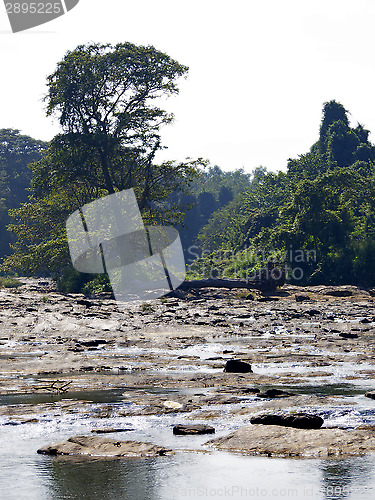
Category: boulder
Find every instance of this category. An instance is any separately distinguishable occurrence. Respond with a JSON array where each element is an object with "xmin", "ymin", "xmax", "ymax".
[
  {"xmin": 365, "ymin": 392, "xmax": 375, "ymax": 400},
  {"xmin": 79, "ymin": 339, "xmax": 107, "ymax": 348},
  {"xmin": 295, "ymin": 294, "xmax": 310, "ymax": 302},
  {"xmin": 256, "ymin": 389, "xmax": 294, "ymax": 399},
  {"xmin": 339, "ymin": 332, "xmax": 358, "ymax": 339},
  {"xmin": 224, "ymin": 359, "xmax": 253, "ymax": 373},
  {"xmin": 324, "ymin": 288, "xmax": 353, "ymax": 297},
  {"xmin": 37, "ymin": 435, "xmax": 173, "ymax": 458},
  {"xmin": 173, "ymin": 424, "xmax": 215, "ymax": 435},
  {"xmin": 206, "ymin": 425, "xmax": 375, "ymax": 458},
  {"xmin": 250, "ymin": 413, "xmax": 324, "ymax": 429}
]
